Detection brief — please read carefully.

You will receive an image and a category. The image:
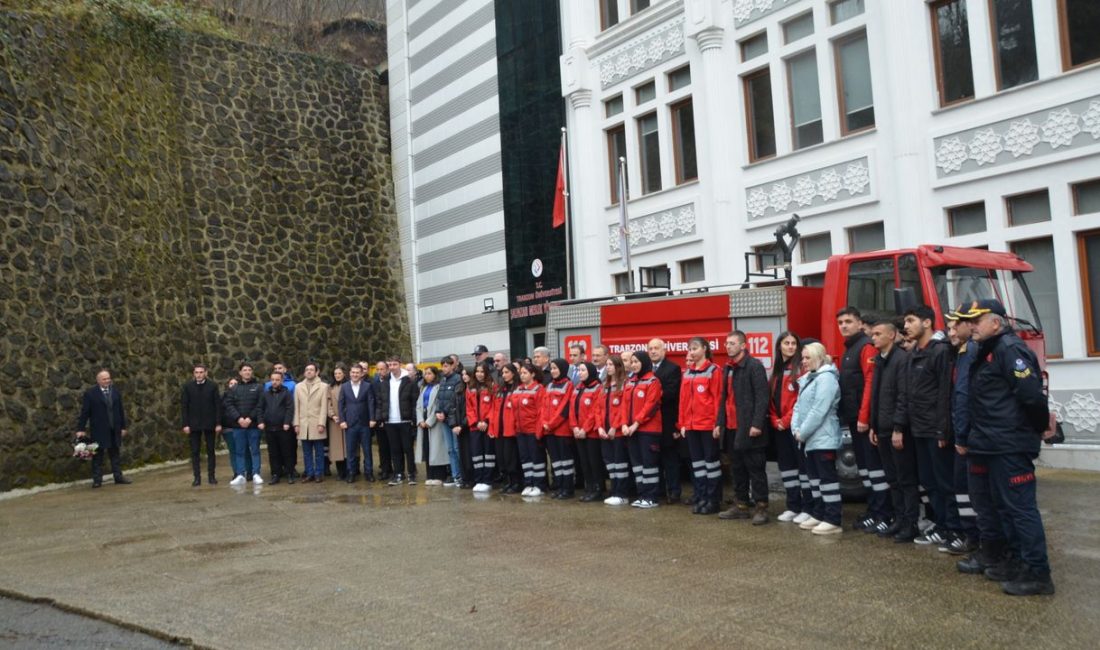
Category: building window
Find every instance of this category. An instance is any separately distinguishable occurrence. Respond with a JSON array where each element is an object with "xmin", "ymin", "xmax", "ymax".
[
  {"xmin": 931, "ymin": 0, "xmax": 975, "ymax": 106},
  {"xmin": 640, "ymin": 264, "xmax": 671, "ymax": 289},
  {"xmin": 680, "ymin": 257, "xmax": 706, "ymax": 283},
  {"xmin": 671, "ymin": 99, "xmax": 697, "ymax": 184},
  {"xmin": 668, "ymin": 66, "xmax": 691, "ymax": 91},
  {"xmin": 801, "ymin": 272, "xmax": 827, "ymax": 287},
  {"xmin": 605, "ymin": 94, "xmax": 623, "ymax": 117},
  {"xmin": 783, "ymin": 12, "xmax": 815, "ymax": 44},
  {"xmin": 637, "ymin": 112, "xmax": 661, "ymax": 194},
  {"xmin": 599, "ymin": 0, "xmax": 619, "ymax": 31},
  {"xmin": 1006, "ymin": 189, "xmax": 1051, "ymax": 226},
  {"xmin": 631, "ymin": 0, "xmax": 651, "ymax": 14},
  {"xmin": 829, "ymin": 0, "xmax": 865, "ymax": 24},
  {"xmin": 848, "ymin": 222, "xmax": 885, "ymax": 252},
  {"xmin": 635, "ymin": 80, "xmax": 656, "ymax": 105},
  {"xmin": 753, "ymin": 243, "xmax": 781, "ymax": 273},
  {"xmin": 1078, "ymin": 230, "xmax": 1100, "ymax": 355},
  {"xmin": 607, "ymin": 125, "xmax": 626, "ymax": 204},
  {"xmin": 1059, "ymin": 0, "xmax": 1100, "ymax": 69},
  {"xmin": 800, "ymin": 233, "xmax": 832, "ymax": 262},
  {"xmin": 788, "ymin": 51, "xmax": 823, "ymax": 149},
  {"xmin": 1011, "ymin": 237, "xmax": 1062, "ymax": 356},
  {"xmin": 990, "ymin": 0, "xmax": 1038, "ymax": 90},
  {"xmin": 740, "ymin": 32, "xmax": 768, "ymax": 61},
  {"xmin": 947, "ymin": 202, "xmax": 987, "ymax": 236},
  {"xmin": 744, "ymin": 69, "xmax": 776, "ymax": 161},
  {"xmin": 1074, "ymin": 178, "xmax": 1100, "ymax": 215},
  {"xmin": 835, "ymin": 31, "xmax": 875, "ymax": 134},
  {"xmin": 613, "ymin": 271, "xmax": 632, "ymax": 294}
]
